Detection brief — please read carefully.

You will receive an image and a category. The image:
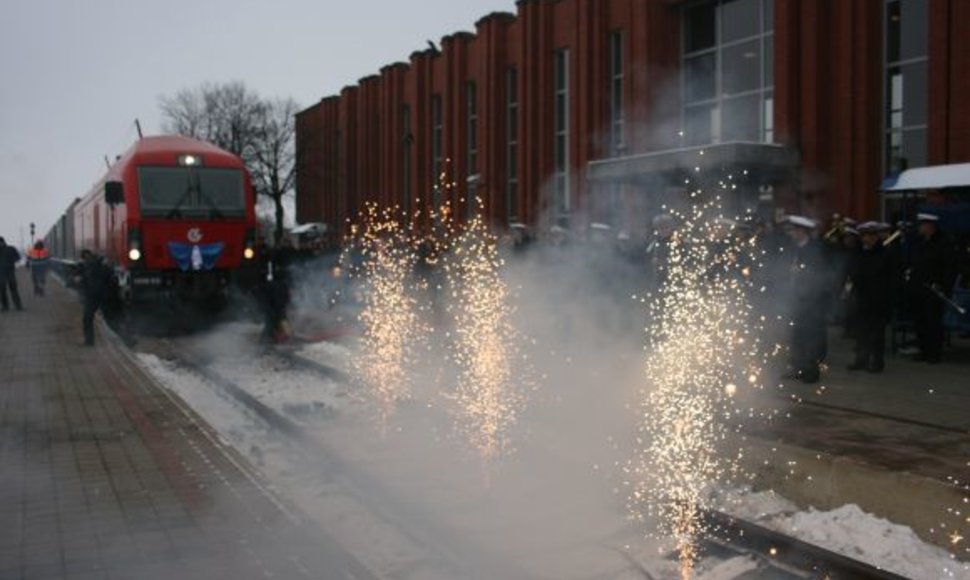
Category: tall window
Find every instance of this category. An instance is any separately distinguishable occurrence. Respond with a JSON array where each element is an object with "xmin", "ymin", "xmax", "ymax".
[
  {"xmin": 466, "ymin": 82, "xmax": 478, "ymax": 177},
  {"xmin": 554, "ymin": 48, "xmax": 570, "ymax": 214},
  {"xmin": 507, "ymin": 68, "xmax": 519, "ymax": 223},
  {"xmin": 402, "ymin": 104, "xmax": 412, "ymax": 215},
  {"xmin": 431, "ymin": 95, "xmax": 443, "ymax": 206},
  {"xmin": 682, "ymin": 0, "xmax": 774, "ymax": 146},
  {"xmin": 885, "ymin": 0, "xmax": 927, "ymax": 172},
  {"xmin": 610, "ymin": 30, "xmax": 625, "ymax": 155}
]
